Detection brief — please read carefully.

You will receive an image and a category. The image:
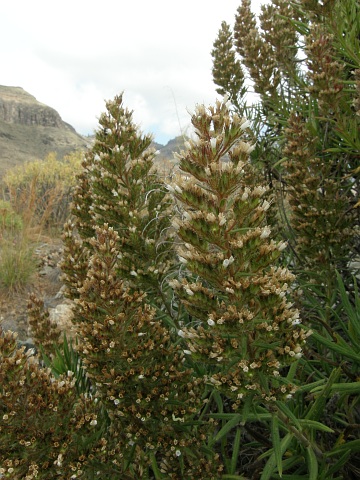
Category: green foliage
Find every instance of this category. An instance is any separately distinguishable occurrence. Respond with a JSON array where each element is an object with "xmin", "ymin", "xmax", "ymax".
[
  {"xmin": 0, "ymin": 236, "xmax": 35, "ymax": 291},
  {"xmin": 0, "ymin": 200, "xmax": 23, "ymax": 233},
  {"xmin": 2, "ymin": 150, "xmax": 83, "ymax": 232},
  {"xmin": 0, "ymin": 1, "xmax": 359, "ymax": 474}
]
